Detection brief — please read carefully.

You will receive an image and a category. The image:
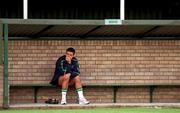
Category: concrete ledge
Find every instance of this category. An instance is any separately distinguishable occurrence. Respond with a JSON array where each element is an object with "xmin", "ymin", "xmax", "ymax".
[{"xmin": 9, "ymin": 103, "xmax": 180, "ymax": 109}]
